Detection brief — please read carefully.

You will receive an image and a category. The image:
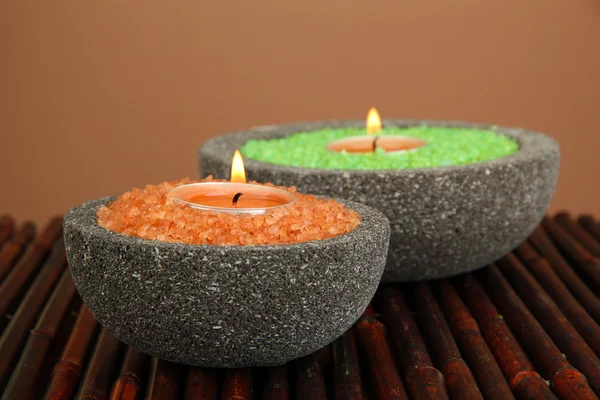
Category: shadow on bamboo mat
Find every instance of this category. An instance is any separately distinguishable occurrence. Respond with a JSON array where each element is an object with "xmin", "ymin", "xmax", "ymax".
[{"xmin": 0, "ymin": 212, "xmax": 599, "ymax": 400}]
